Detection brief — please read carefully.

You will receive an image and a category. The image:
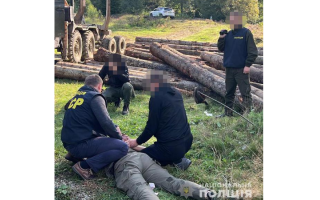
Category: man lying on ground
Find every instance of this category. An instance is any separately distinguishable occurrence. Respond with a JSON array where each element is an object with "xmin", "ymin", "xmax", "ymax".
[
  {"xmin": 61, "ymin": 74, "xmax": 129, "ymax": 180},
  {"xmin": 104, "ymin": 139, "xmax": 215, "ymax": 200}
]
